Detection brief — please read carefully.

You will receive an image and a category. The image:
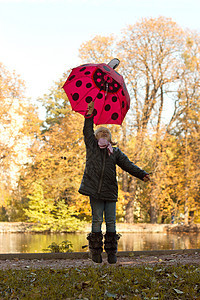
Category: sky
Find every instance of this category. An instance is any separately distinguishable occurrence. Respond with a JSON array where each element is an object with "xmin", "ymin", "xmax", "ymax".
[{"xmin": 1, "ymin": 0, "xmax": 200, "ymax": 105}]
